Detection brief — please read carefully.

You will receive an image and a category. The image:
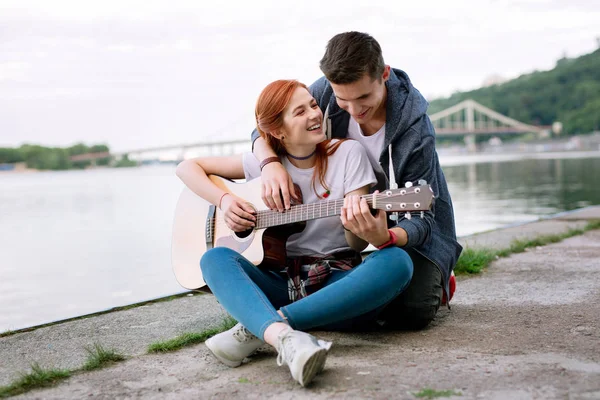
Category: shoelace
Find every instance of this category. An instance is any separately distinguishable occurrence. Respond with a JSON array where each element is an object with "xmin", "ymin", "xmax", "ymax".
[
  {"xmin": 276, "ymin": 329, "xmax": 295, "ymax": 367},
  {"xmin": 232, "ymin": 325, "xmax": 257, "ymax": 343}
]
